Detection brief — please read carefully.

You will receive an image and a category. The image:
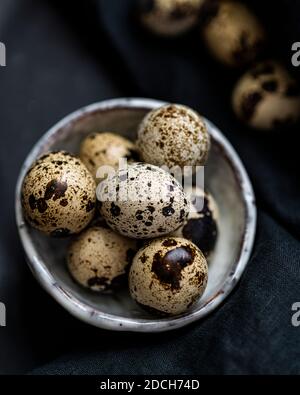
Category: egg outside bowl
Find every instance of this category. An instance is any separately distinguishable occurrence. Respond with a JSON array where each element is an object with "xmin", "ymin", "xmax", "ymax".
[{"xmin": 15, "ymin": 98, "xmax": 256, "ymax": 332}]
